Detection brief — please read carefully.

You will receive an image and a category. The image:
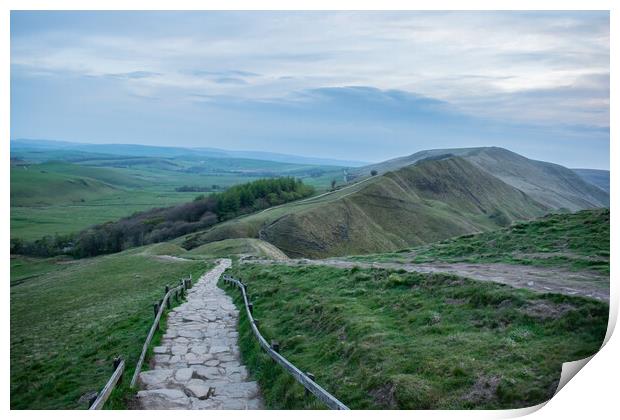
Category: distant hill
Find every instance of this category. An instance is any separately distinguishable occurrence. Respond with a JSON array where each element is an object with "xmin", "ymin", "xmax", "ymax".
[
  {"xmin": 10, "ymin": 162, "xmax": 142, "ymax": 207},
  {"xmin": 572, "ymin": 168, "xmax": 610, "ymax": 193},
  {"xmin": 180, "ymin": 155, "xmax": 547, "ymax": 257},
  {"xmin": 352, "ymin": 146, "xmax": 609, "ymax": 211},
  {"xmin": 180, "ymin": 147, "xmax": 609, "ymax": 258},
  {"xmin": 11, "ymin": 138, "xmax": 368, "ymax": 167}
]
